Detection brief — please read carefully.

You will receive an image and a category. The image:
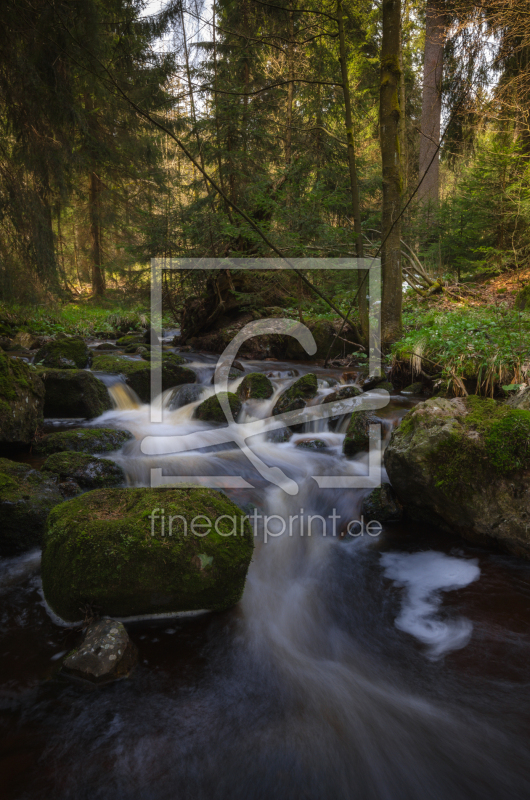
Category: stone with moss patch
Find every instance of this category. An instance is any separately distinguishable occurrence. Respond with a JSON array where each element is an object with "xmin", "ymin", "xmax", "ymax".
[
  {"xmin": 92, "ymin": 355, "xmax": 195, "ymax": 403},
  {"xmin": 42, "ymin": 451, "xmax": 125, "ymax": 488},
  {"xmin": 194, "ymin": 392, "xmax": 242, "ymax": 424},
  {"xmin": 0, "ymin": 457, "xmax": 63, "ymax": 554},
  {"xmin": 35, "ymin": 427, "xmax": 133, "ymax": 456},
  {"xmin": 116, "ymin": 334, "xmax": 145, "ymax": 346},
  {"xmin": 41, "ymin": 487, "xmax": 254, "ymax": 621},
  {"xmin": 0, "ymin": 352, "xmax": 45, "ymax": 444},
  {"xmin": 401, "ymin": 382, "xmax": 424, "ymax": 395},
  {"xmin": 237, "ymin": 373, "xmax": 273, "ymax": 401},
  {"xmin": 385, "ymin": 396, "xmax": 530, "ymax": 558},
  {"xmin": 34, "ymin": 337, "xmax": 91, "ymax": 370},
  {"xmin": 272, "ymin": 373, "xmax": 318, "ymax": 417},
  {"xmin": 343, "ymin": 411, "xmax": 378, "ymax": 456},
  {"xmin": 361, "ymin": 483, "xmax": 402, "ymax": 523},
  {"xmin": 38, "ymin": 368, "xmax": 111, "ymax": 418}
]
